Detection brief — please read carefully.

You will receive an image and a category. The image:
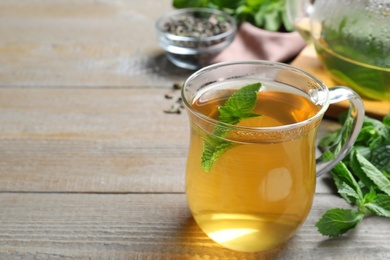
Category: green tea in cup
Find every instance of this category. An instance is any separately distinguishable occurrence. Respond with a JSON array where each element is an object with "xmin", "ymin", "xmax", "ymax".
[{"xmin": 182, "ymin": 61, "xmax": 364, "ymax": 252}]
